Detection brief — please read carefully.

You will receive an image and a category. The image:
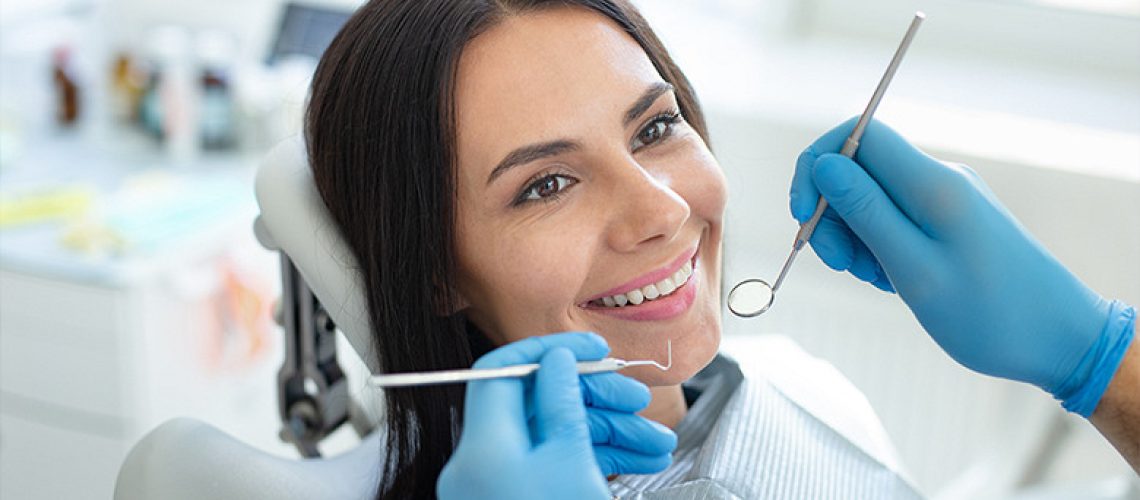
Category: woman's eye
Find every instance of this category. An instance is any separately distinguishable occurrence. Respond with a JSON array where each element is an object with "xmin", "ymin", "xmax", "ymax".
[
  {"xmin": 632, "ymin": 112, "xmax": 681, "ymax": 150},
  {"xmin": 516, "ymin": 174, "xmax": 577, "ymax": 205}
]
